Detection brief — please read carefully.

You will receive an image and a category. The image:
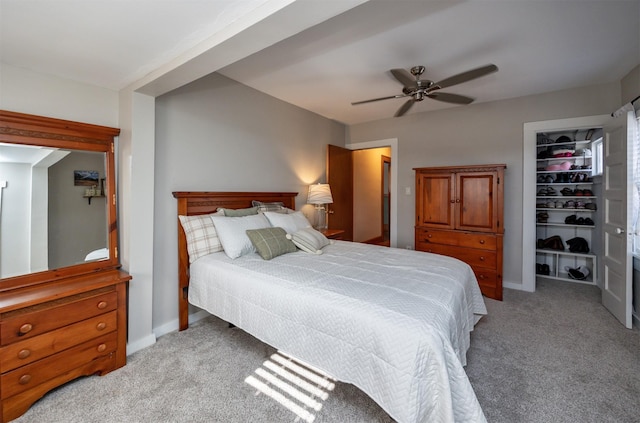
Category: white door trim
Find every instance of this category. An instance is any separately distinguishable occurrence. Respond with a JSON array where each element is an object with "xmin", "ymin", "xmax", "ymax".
[{"xmin": 523, "ymin": 115, "xmax": 610, "ymax": 292}]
